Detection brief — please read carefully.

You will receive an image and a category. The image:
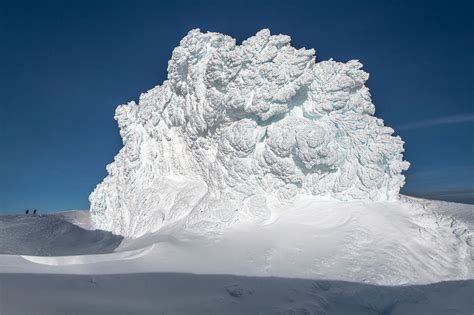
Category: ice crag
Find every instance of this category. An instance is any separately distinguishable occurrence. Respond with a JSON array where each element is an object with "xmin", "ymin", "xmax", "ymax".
[{"xmin": 90, "ymin": 29, "xmax": 410, "ymax": 238}]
